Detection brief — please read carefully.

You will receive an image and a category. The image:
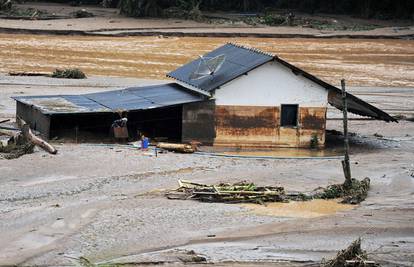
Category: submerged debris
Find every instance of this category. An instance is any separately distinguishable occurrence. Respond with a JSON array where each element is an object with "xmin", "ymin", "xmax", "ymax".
[
  {"xmin": 166, "ymin": 179, "xmax": 285, "ymax": 204},
  {"xmin": 157, "ymin": 142, "xmax": 195, "ymax": 153},
  {"xmin": 52, "ymin": 68, "xmax": 86, "ymax": 79},
  {"xmin": 71, "ymin": 9, "xmax": 94, "ymax": 18},
  {"xmin": 177, "ymin": 250, "xmax": 207, "ymax": 263},
  {"xmin": 313, "ymin": 178, "xmax": 370, "ymax": 204},
  {"xmin": 8, "ymin": 71, "xmax": 49, "ymax": 77},
  {"xmin": 167, "ymin": 177, "xmax": 371, "ymax": 205},
  {"xmin": 0, "ymin": 142, "xmax": 34, "ymax": 160},
  {"xmin": 322, "ymin": 238, "xmax": 378, "ymax": 267}
]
